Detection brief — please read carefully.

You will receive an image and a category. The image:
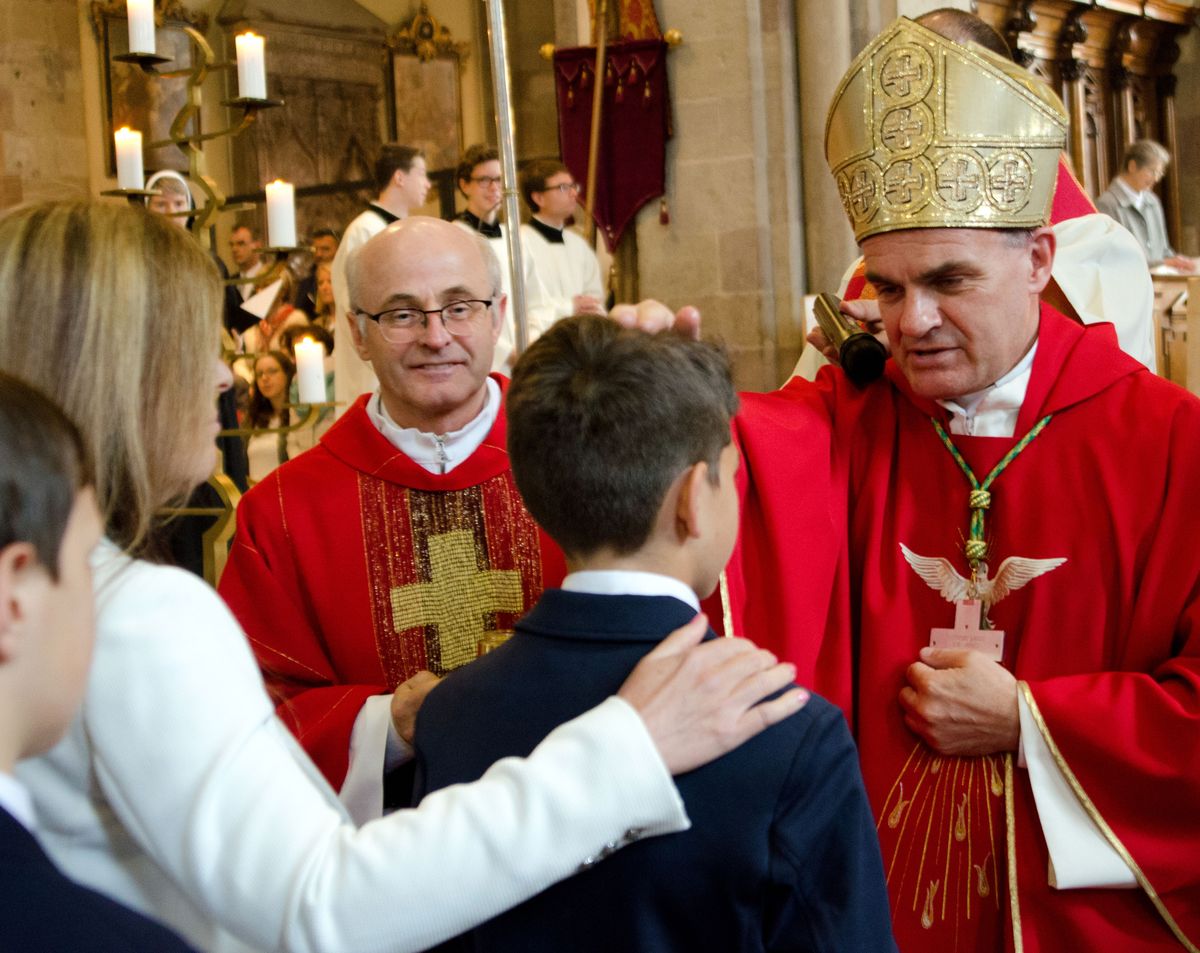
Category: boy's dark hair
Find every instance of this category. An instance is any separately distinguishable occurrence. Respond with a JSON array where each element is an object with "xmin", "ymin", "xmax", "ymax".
[
  {"xmin": 507, "ymin": 315, "xmax": 738, "ymax": 558},
  {"xmin": 309, "ymin": 226, "xmax": 340, "ymax": 243},
  {"xmin": 456, "ymin": 144, "xmax": 500, "ymax": 191},
  {"xmin": 375, "ymin": 144, "xmax": 425, "ymax": 193},
  {"xmin": 520, "ymin": 158, "xmax": 569, "ymax": 213},
  {"xmin": 0, "ymin": 372, "xmax": 92, "ymax": 579}
]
